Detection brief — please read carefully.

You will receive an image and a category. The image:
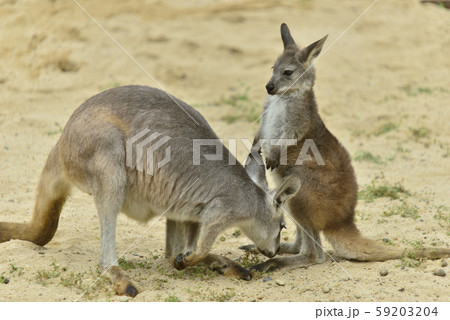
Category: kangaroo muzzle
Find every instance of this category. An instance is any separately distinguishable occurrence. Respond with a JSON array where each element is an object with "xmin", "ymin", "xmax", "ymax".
[{"xmin": 265, "ymin": 82, "xmax": 276, "ymax": 95}]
